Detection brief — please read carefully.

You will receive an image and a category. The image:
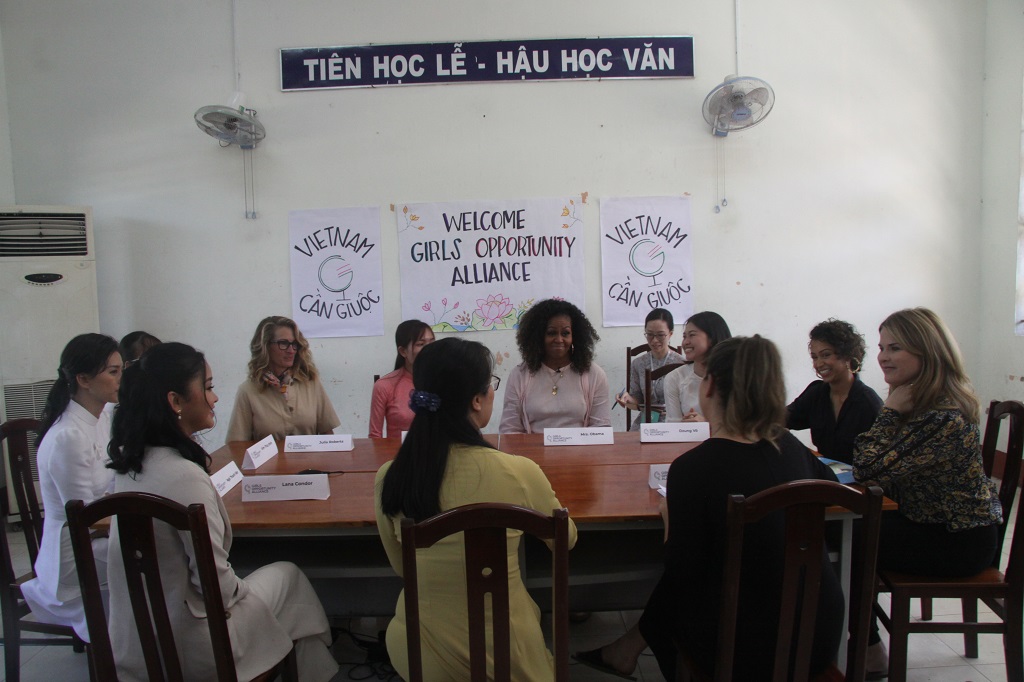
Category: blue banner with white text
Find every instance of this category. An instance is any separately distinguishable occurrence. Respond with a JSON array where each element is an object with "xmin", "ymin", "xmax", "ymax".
[{"xmin": 281, "ymin": 37, "xmax": 694, "ymax": 90}]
